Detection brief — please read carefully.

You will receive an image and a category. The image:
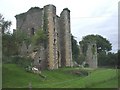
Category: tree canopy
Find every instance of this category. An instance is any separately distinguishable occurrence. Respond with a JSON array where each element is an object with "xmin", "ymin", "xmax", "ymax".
[
  {"xmin": 0, "ymin": 14, "xmax": 12, "ymax": 34},
  {"xmin": 79, "ymin": 34, "xmax": 117, "ymax": 67},
  {"xmin": 71, "ymin": 35, "xmax": 80, "ymax": 63},
  {"xmin": 79, "ymin": 34, "xmax": 112, "ymax": 53},
  {"xmin": 32, "ymin": 29, "xmax": 47, "ymax": 46},
  {"xmin": 13, "ymin": 30, "xmax": 31, "ymax": 46}
]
